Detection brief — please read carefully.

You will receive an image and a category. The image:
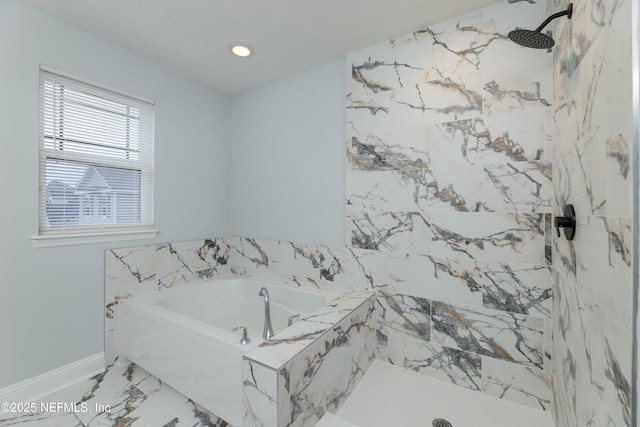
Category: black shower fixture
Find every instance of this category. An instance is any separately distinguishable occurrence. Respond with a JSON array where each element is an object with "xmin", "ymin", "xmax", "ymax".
[
  {"xmin": 555, "ymin": 204, "xmax": 576, "ymax": 241},
  {"xmin": 508, "ymin": 3, "xmax": 573, "ymax": 49}
]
